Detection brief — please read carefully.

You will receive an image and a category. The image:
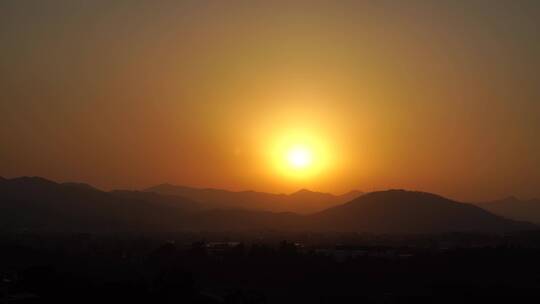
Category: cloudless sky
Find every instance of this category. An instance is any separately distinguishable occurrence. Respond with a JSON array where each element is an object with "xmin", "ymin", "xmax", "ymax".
[{"xmin": 1, "ymin": 0, "xmax": 539, "ymax": 201}]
